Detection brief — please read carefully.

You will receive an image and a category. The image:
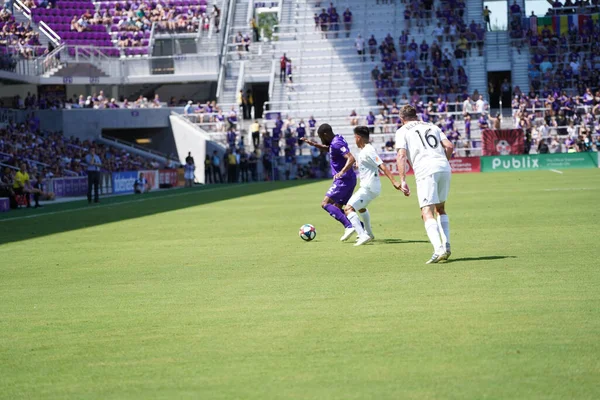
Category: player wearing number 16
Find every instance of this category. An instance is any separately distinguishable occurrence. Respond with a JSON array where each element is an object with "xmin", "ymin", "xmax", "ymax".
[{"xmin": 395, "ymin": 105, "xmax": 454, "ymax": 264}]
